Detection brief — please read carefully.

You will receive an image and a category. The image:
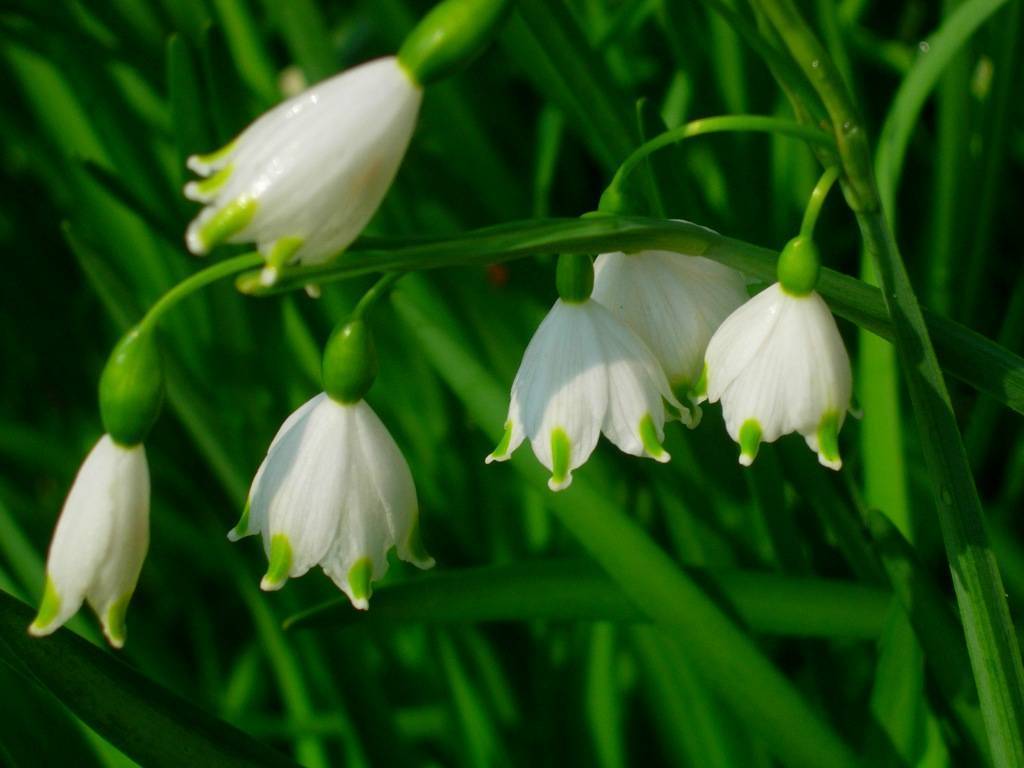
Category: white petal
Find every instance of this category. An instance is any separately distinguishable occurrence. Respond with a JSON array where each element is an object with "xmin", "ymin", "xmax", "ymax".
[
  {"xmin": 186, "ymin": 57, "xmax": 422, "ymax": 264},
  {"xmin": 250, "ymin": 395, "xmax": 353, "ymax": 584},
  {"xmin": 32, "ymin": 435, "xmax": 149, "ymax": 647},
  {"xmin": 586, "ymin": 301, "xmax": 675, "ymax": 460},
  {"xmin": 593, "ymin": 250, "xmax": 747, "ymax": 390},
  {"xmin": 704, "ymin": 284, "xmax": 852, "ymax": 463}
]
